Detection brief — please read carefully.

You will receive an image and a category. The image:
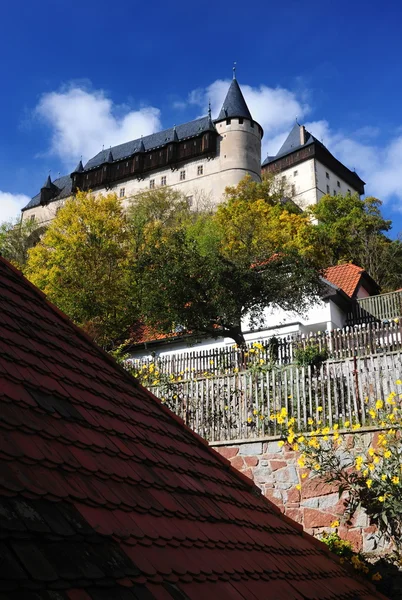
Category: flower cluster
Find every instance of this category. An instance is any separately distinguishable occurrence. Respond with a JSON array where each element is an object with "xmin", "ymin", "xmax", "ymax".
[{"xmin": 274, "ymin": 385, "xmax": 402, "ymax": 553}]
